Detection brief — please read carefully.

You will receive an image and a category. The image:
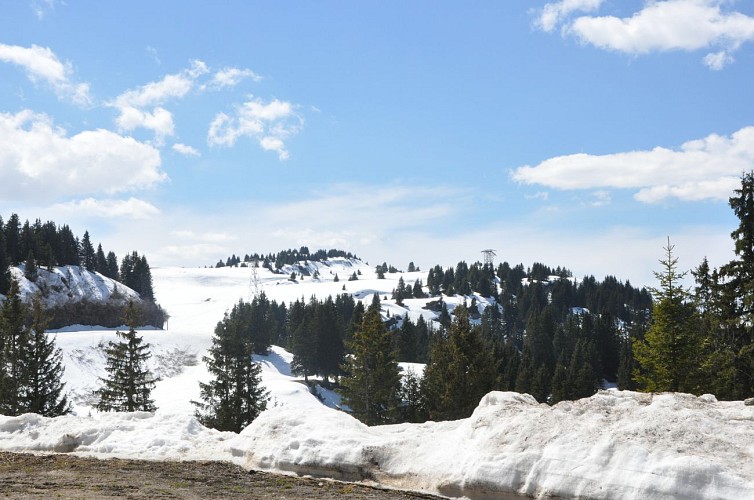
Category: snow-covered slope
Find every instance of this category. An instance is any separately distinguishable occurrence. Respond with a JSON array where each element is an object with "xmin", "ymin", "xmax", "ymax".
[
  {"xmin": 0, "ymin": 260, "xmax": 752, "ymax": 499},
  {"xmin": 3, "ymin": 265, "xmax": 140, "ymax": 308}
]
